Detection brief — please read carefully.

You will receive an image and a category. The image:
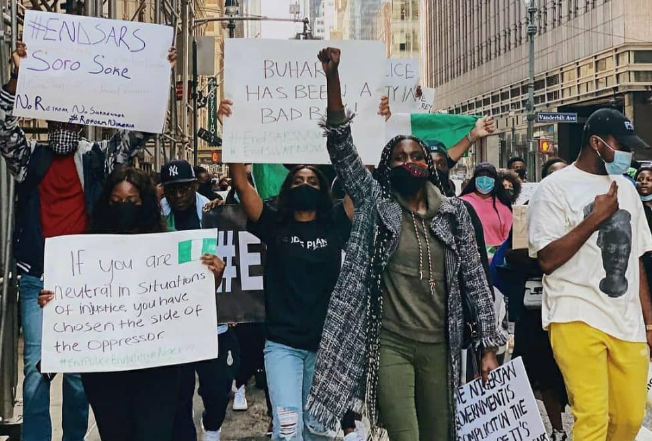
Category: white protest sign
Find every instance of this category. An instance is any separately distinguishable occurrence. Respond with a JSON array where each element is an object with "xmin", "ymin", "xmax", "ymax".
[
  {"xmin": 456, "ymin": 357, "xmax": 548, "ymax": 441},
  {"xmin": 15, "ymin": 10, "xmax": 173, "ymax": 133},
  {"xmin": 223, "ymin": 39, "xmax": 386, "ymax": 165},
  {"xmin": 516, "ymin": 183, "xmax": 539, "ymax": 205},
  {"xmin": 385, "ymin": 58, "xmax": 420, "ymax": 114},
  {"xmin": 41, "ymin": 230, "xmax": 218, "ymax": 373},
  {"xmin": 417, "ymin": 87, "xmax": 436, "ymax": 113}
]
